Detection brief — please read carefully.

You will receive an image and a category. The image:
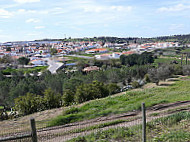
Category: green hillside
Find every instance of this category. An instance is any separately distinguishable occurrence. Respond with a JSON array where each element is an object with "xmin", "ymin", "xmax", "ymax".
[
  {"xmin": 49, "ymin": 77, "xmax": 190, "ymax": 127},
  {"xmin": 68, "ymin": 111, "xmax": 190, "ymax": 142}
]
